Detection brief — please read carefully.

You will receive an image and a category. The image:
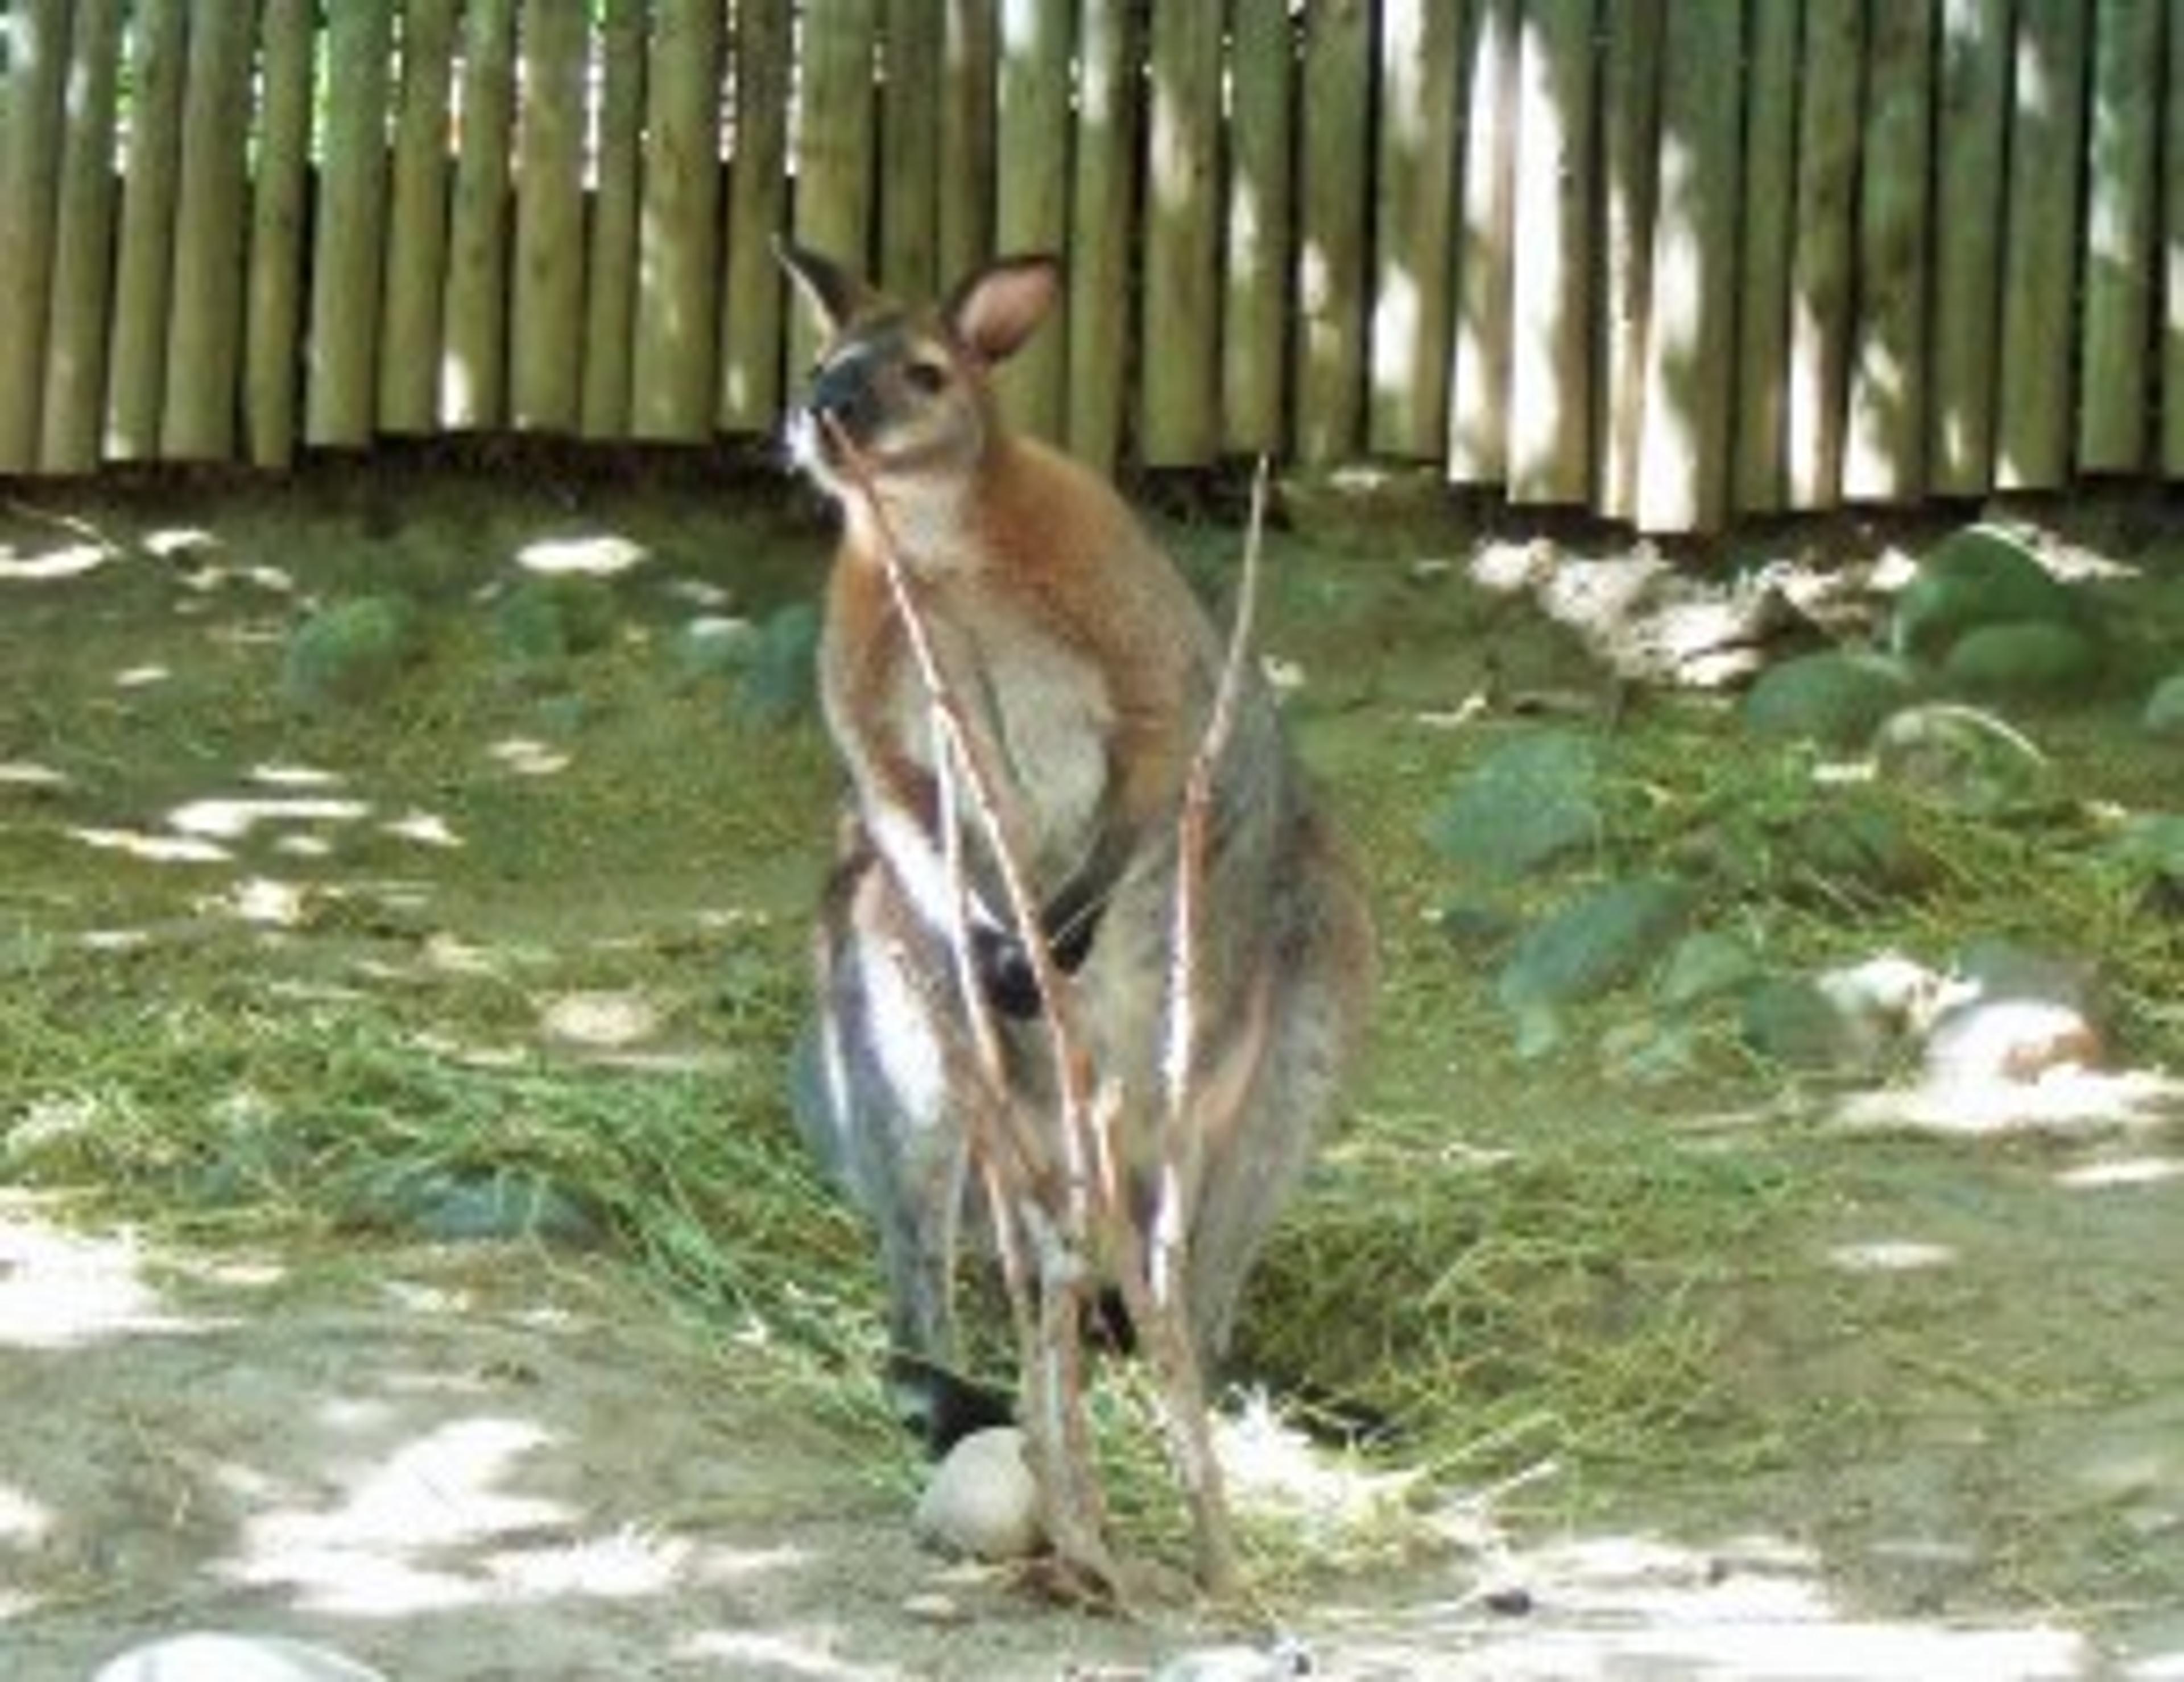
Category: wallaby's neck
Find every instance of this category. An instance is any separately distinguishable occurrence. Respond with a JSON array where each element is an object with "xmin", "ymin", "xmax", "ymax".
[{"xmin": 841, "ymin": 432, "xmax": 1032, "ymax": 575}]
